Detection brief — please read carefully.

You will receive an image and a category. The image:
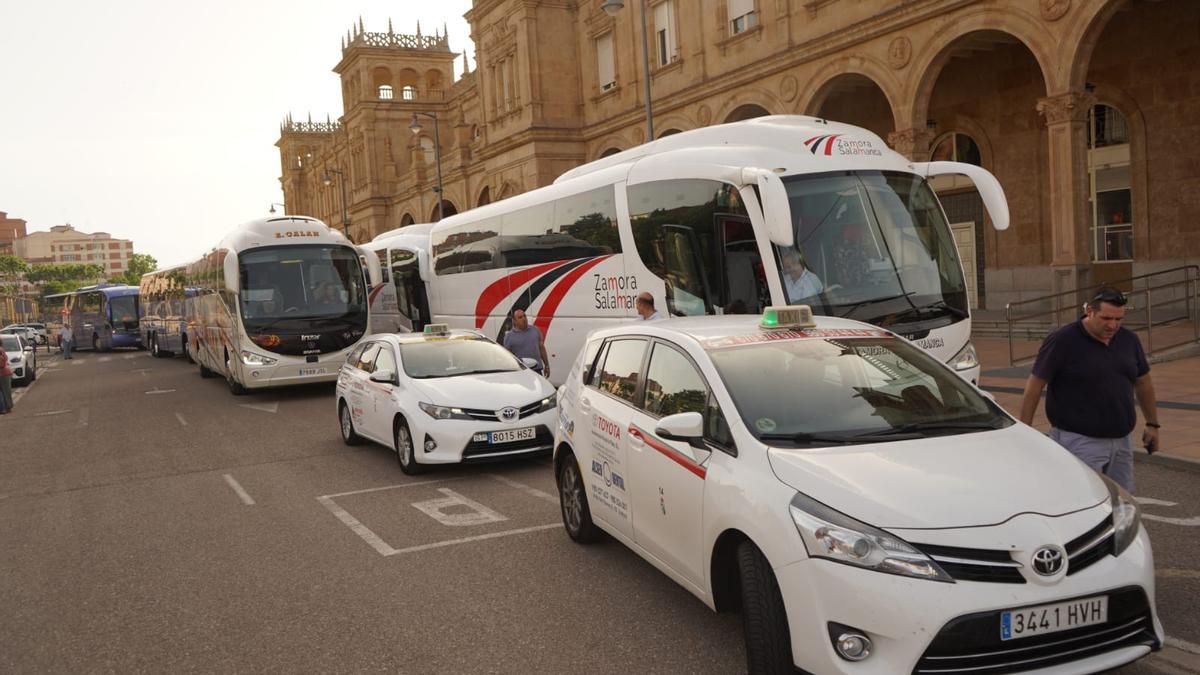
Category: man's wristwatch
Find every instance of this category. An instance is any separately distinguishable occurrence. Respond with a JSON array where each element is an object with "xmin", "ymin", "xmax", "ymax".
[{"xmin": 1145, "ymin": 422, "xmax": 1161, "ymax": 428}]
